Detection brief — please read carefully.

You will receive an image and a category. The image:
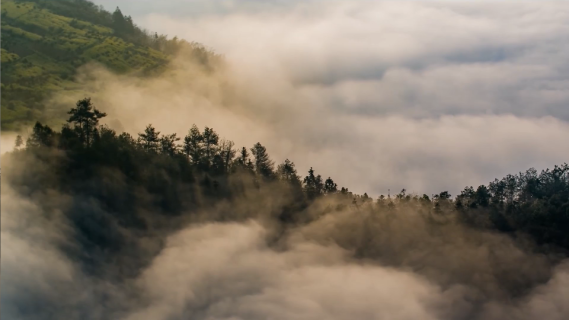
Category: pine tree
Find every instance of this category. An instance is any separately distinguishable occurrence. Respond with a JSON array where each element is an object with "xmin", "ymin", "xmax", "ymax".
[
  {"xmin": 26, "ymin": 122, "xmax": 55, "ymax": 148},
  {"xmin": 202, "ymin": 127, "xmax": 219, "ymax": 168},
  {"xmin": 277, "ymin": 159, "xmax": 301, "ymax": 186},
  {"xmin": 67, "ymin": 98, "xmax": 106, "ymax": 146},
  {"xmin": 183, "ymin": 125, "xmax": 204, "ymax": 166},
  {"xmin": 219, "ymin": 140, "xmax": 236, "ymax": 173},
  {"xmin": 138, "ymin": 124, "xmax": 160, "ymax": 152},
  {"xmin": 303, "ymin": 167, "xmax": 324, "ymax": 199},
  {"xmin": 160, "ymin": 133, "xmax": 180, "ymax": 156},
  {"xmin": 324, "ymin": 177, "xmax": 337, "ymax": 194},
  {"xmin": 250, "ymin": 142, "xmax": 274, "ymax": 178}
]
